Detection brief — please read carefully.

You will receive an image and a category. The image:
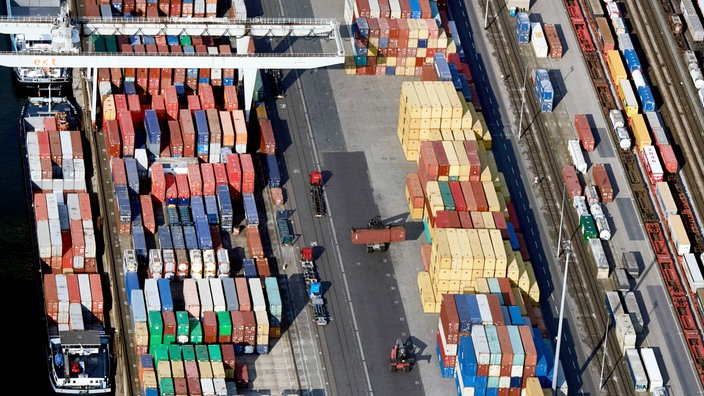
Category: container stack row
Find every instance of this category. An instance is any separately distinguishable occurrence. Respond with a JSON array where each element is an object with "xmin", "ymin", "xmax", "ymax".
[
  {"xmin": 436, "ymin": 281, "xmax": 567, "ymax": 395},
  {"xmin": 43, "ymin": 273, "xmax": 105, "ymax": 334},
  {"xmin": 514, "ymin": 13, "xmax": 562, "ymax": 60},
  {"xmin": 26, "ymin": 128, "xmax": 86, "ymax": 192},
  {"xmin": 397, "ymin": 80, "xmax": 488, "ymax": 161},
  {"xmin": 346, "ymin": 0, "xmax": 461, "ymax": 76},
  {"xmin": 82, "ymin": 0, "xmax": 246, "ymax": 22}
]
